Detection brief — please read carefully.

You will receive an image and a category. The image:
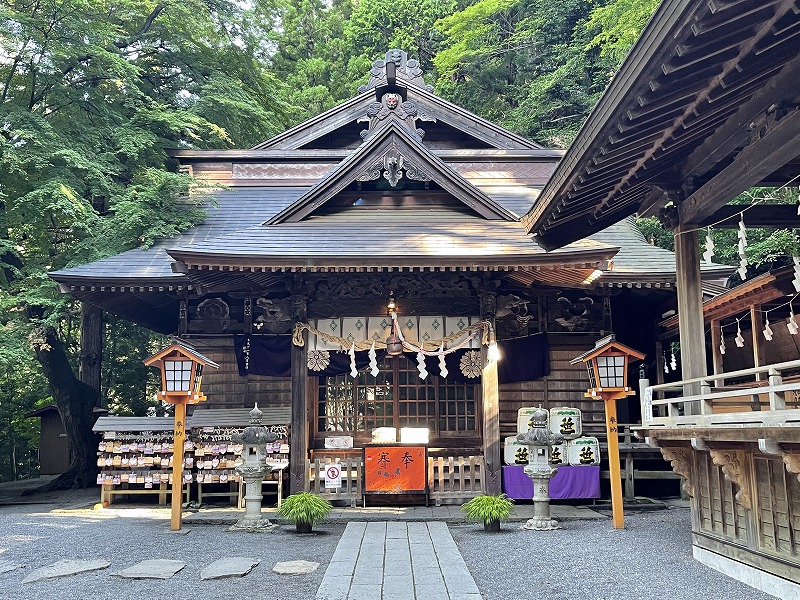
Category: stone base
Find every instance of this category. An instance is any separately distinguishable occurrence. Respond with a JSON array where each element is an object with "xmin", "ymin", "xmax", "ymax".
[
  {"xmin": 228, "ymin": 519, "xmax": 278, "ymax": 533},
  {"xmin": 522, "ymin": 517, "xmax": 561, "ymax": 531},
  {"xmin": 693, "ymin": 545, "xmax": 800, "ymax": 599}
]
